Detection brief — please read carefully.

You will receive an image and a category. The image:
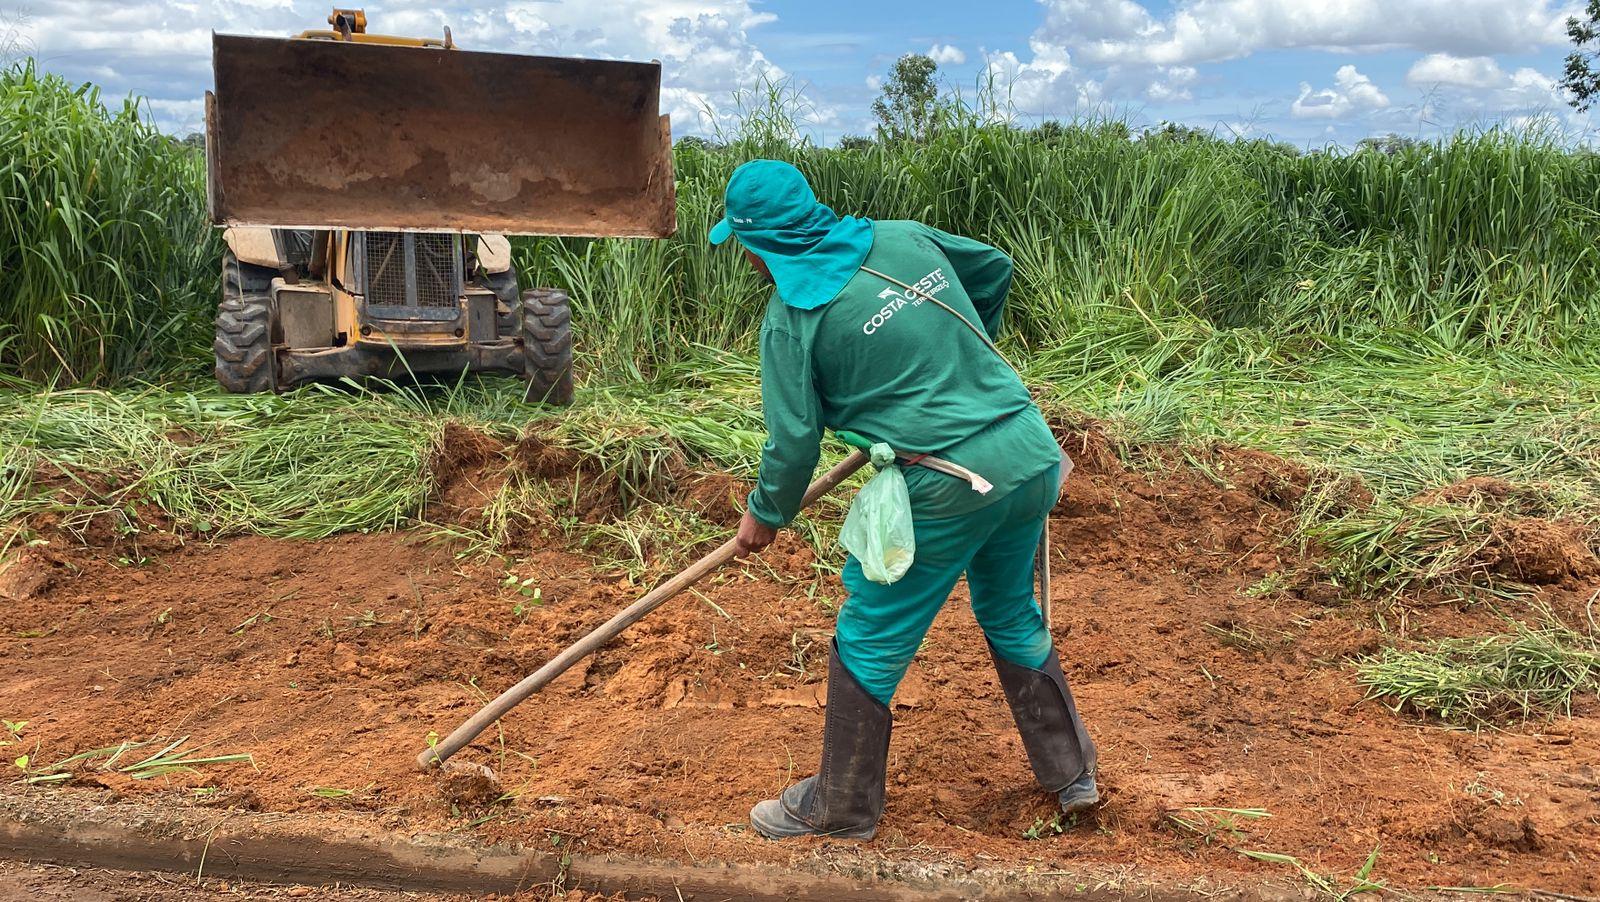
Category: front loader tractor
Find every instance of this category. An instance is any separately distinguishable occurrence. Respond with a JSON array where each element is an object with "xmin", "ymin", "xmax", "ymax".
[{"xmin": 205, "ymin": 9, "xmax": 676, "ymax": 400}]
